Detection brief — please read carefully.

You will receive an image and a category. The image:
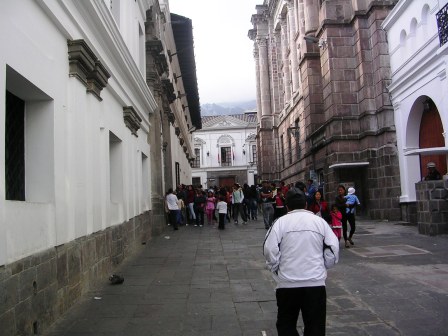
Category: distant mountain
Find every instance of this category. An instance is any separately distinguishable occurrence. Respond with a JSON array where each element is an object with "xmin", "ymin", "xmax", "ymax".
[{"xmin": 201, "ymin": 100, "xmax": 256, "ymax": 116}]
